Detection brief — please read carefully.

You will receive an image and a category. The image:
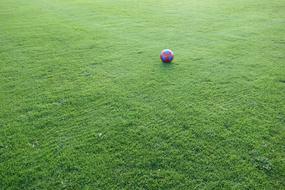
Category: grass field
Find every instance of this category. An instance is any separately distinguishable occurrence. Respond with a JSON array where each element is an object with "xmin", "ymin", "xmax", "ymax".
[{"xmin": 0, "ymin": 0, "xmax": 285, "ymax": 189}]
